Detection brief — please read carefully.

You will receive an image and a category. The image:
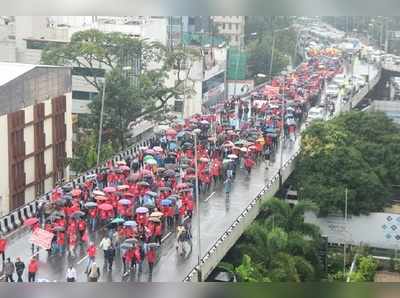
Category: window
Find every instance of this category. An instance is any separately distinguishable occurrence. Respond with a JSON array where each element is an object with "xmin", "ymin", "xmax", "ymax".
[
  {"xmin": 222, "ymin": 23, "xmax": 226, "ymax": 30},
  {"xmin": 72, "ymin": 67, "xmax": 105, "ymax": 78},
  {"xmin": 202, "ymin": 71, "xmax": 225, "ymax": 94},
  {"xmin": 72, "ymin": 91, "xmax": 98, "ymax": 101},
  {"xmin": 228, "ymin": 23, "xmax": 232, "ymax": 30},
  {"xmin": 26, "ymin": 39, "xmax": 66, "ymax": 50},
  {"xmin": 26, "ymin": 40, "xmax": 50, "ymax": 50}
]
